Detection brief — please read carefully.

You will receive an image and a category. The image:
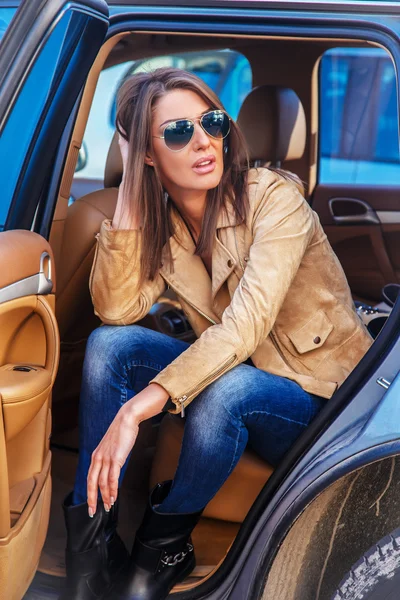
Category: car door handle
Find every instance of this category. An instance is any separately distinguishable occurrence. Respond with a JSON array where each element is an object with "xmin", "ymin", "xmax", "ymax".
[
  {"xmin": 329, "ymin": 197, "xmax": 380, "ymax": 225},
  {"xmin": 38, "ymin": 251, "xmax": 53, "ymax": 294}
]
